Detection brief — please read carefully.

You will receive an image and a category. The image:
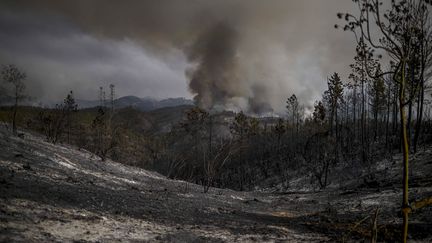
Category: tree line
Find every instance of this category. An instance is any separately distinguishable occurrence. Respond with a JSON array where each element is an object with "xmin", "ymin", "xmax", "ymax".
[{"xmin": 1, "ymin": 1, "xmax": 432, "ymax": 240}]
